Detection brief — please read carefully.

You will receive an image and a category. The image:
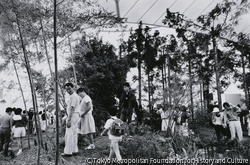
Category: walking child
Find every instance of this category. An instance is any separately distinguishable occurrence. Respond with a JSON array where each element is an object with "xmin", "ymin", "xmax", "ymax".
[{"xmin": 100, "ymin": 106, "xmax": 122, "ymax": 161}]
